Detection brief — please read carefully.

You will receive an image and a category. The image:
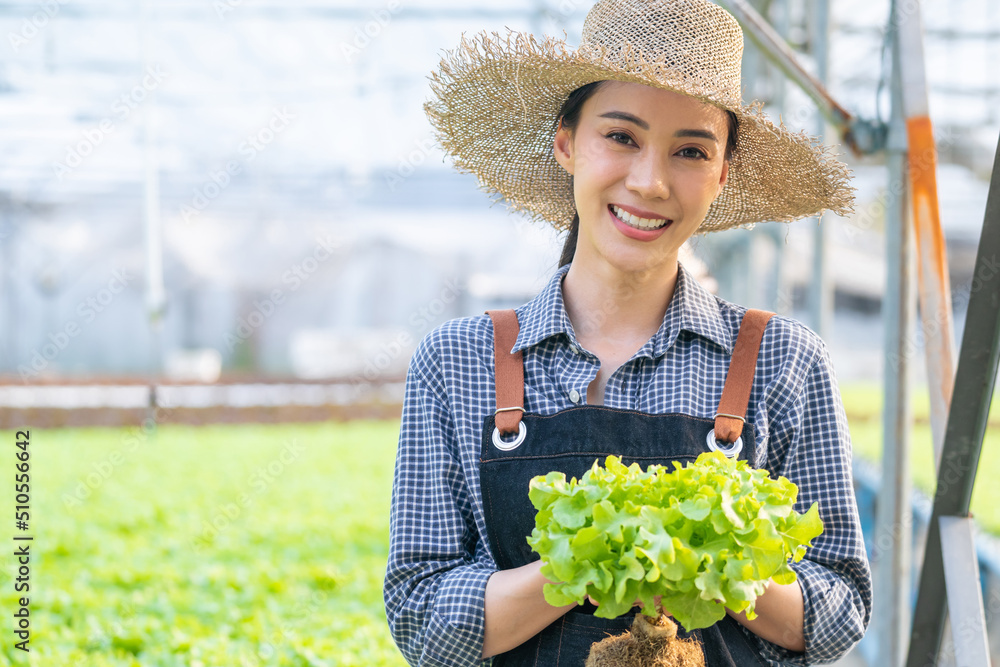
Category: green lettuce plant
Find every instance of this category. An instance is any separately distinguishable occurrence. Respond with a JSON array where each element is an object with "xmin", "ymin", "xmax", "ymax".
[{"xmin": 526, "ymin": 451, "xmax": 824, "ymax": 630}]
